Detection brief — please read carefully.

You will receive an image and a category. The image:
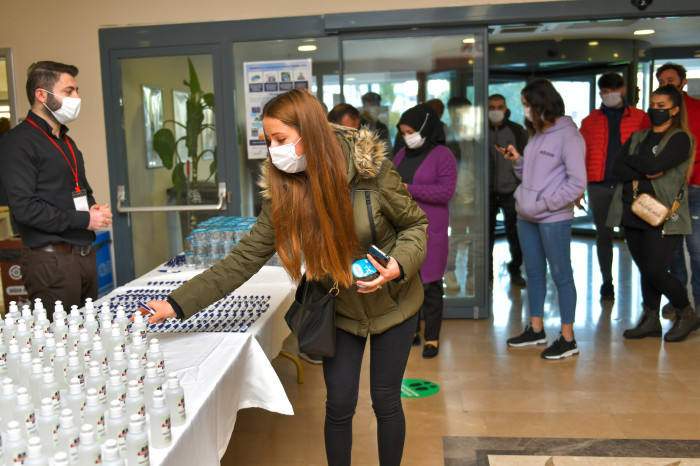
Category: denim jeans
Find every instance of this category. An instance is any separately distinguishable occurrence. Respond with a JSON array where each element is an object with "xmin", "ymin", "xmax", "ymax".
[
  {"xmin": 669, "ymin": 186, "xmax": 700, "ymax": 300},
  {"xmin": 517, "ymin": 218, "xmax": 577, "ymax": 324}
]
